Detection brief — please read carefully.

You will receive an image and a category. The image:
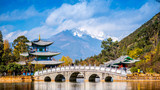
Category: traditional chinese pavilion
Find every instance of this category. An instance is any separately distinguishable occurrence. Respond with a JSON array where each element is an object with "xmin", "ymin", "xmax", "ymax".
[
  {"xmin": 104, "ymin": 55, "xmax": 139, "ymax": 69},
  {"xmin": 18, "ymin": 35, "xmax": 63, "ymax": 67}
]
